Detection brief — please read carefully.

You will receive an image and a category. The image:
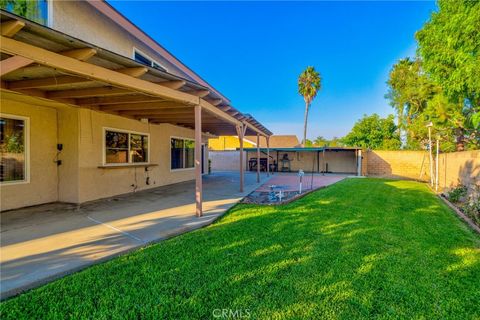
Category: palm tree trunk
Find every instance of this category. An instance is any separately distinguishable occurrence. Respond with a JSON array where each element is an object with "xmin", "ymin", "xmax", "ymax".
[{"xmin": 303, "ymin": 102, "xmax": 309, "ymax": 147}]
